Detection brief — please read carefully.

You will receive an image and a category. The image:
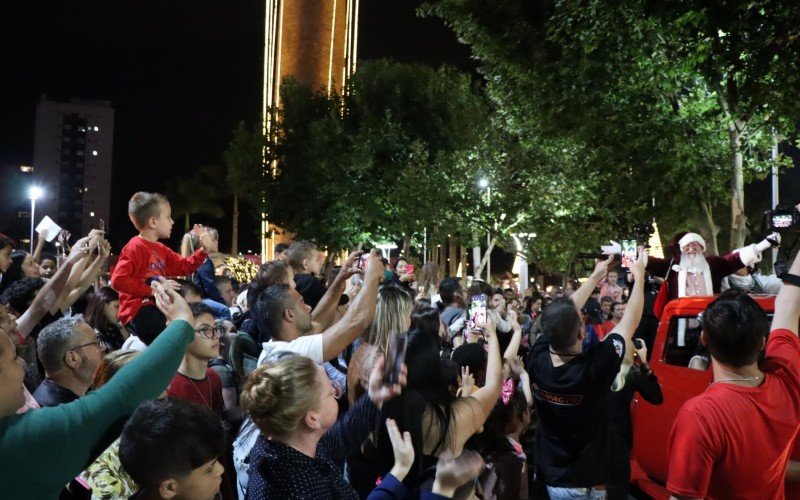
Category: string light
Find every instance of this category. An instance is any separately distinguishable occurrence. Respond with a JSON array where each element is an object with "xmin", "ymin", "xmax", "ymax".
[{"xmin": 224, "ymin": 256, "xmax": 260, "ymax": 283}]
